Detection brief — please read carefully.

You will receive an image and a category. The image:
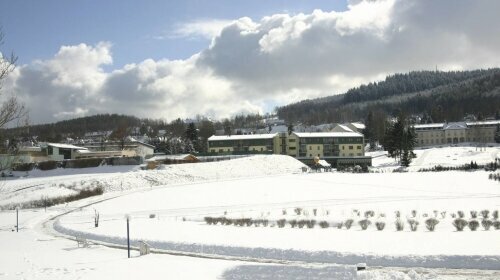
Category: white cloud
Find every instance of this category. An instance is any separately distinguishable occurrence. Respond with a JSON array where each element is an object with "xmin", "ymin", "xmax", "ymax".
[
  {"xmin": 5, "ymin": 0, "xmax": 500, "ymax": 124},
  {"xmin": 171, "ymin": 19, "xmax": 234, "ymax": 39}
]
